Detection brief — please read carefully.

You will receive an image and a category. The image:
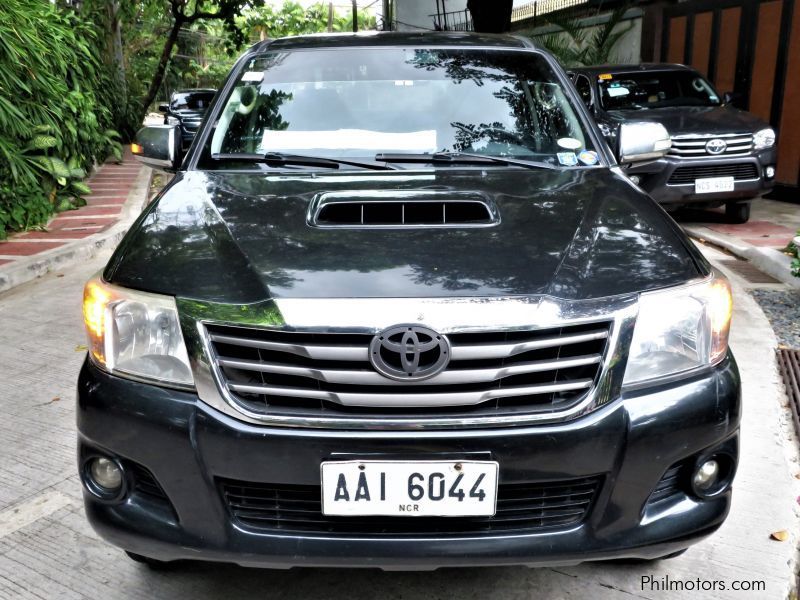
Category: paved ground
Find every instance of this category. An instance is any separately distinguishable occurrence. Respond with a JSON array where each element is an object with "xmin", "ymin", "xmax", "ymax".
[{"xmin": 0, "ymin": 244, "xmax": 798, "ymax": 599}]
